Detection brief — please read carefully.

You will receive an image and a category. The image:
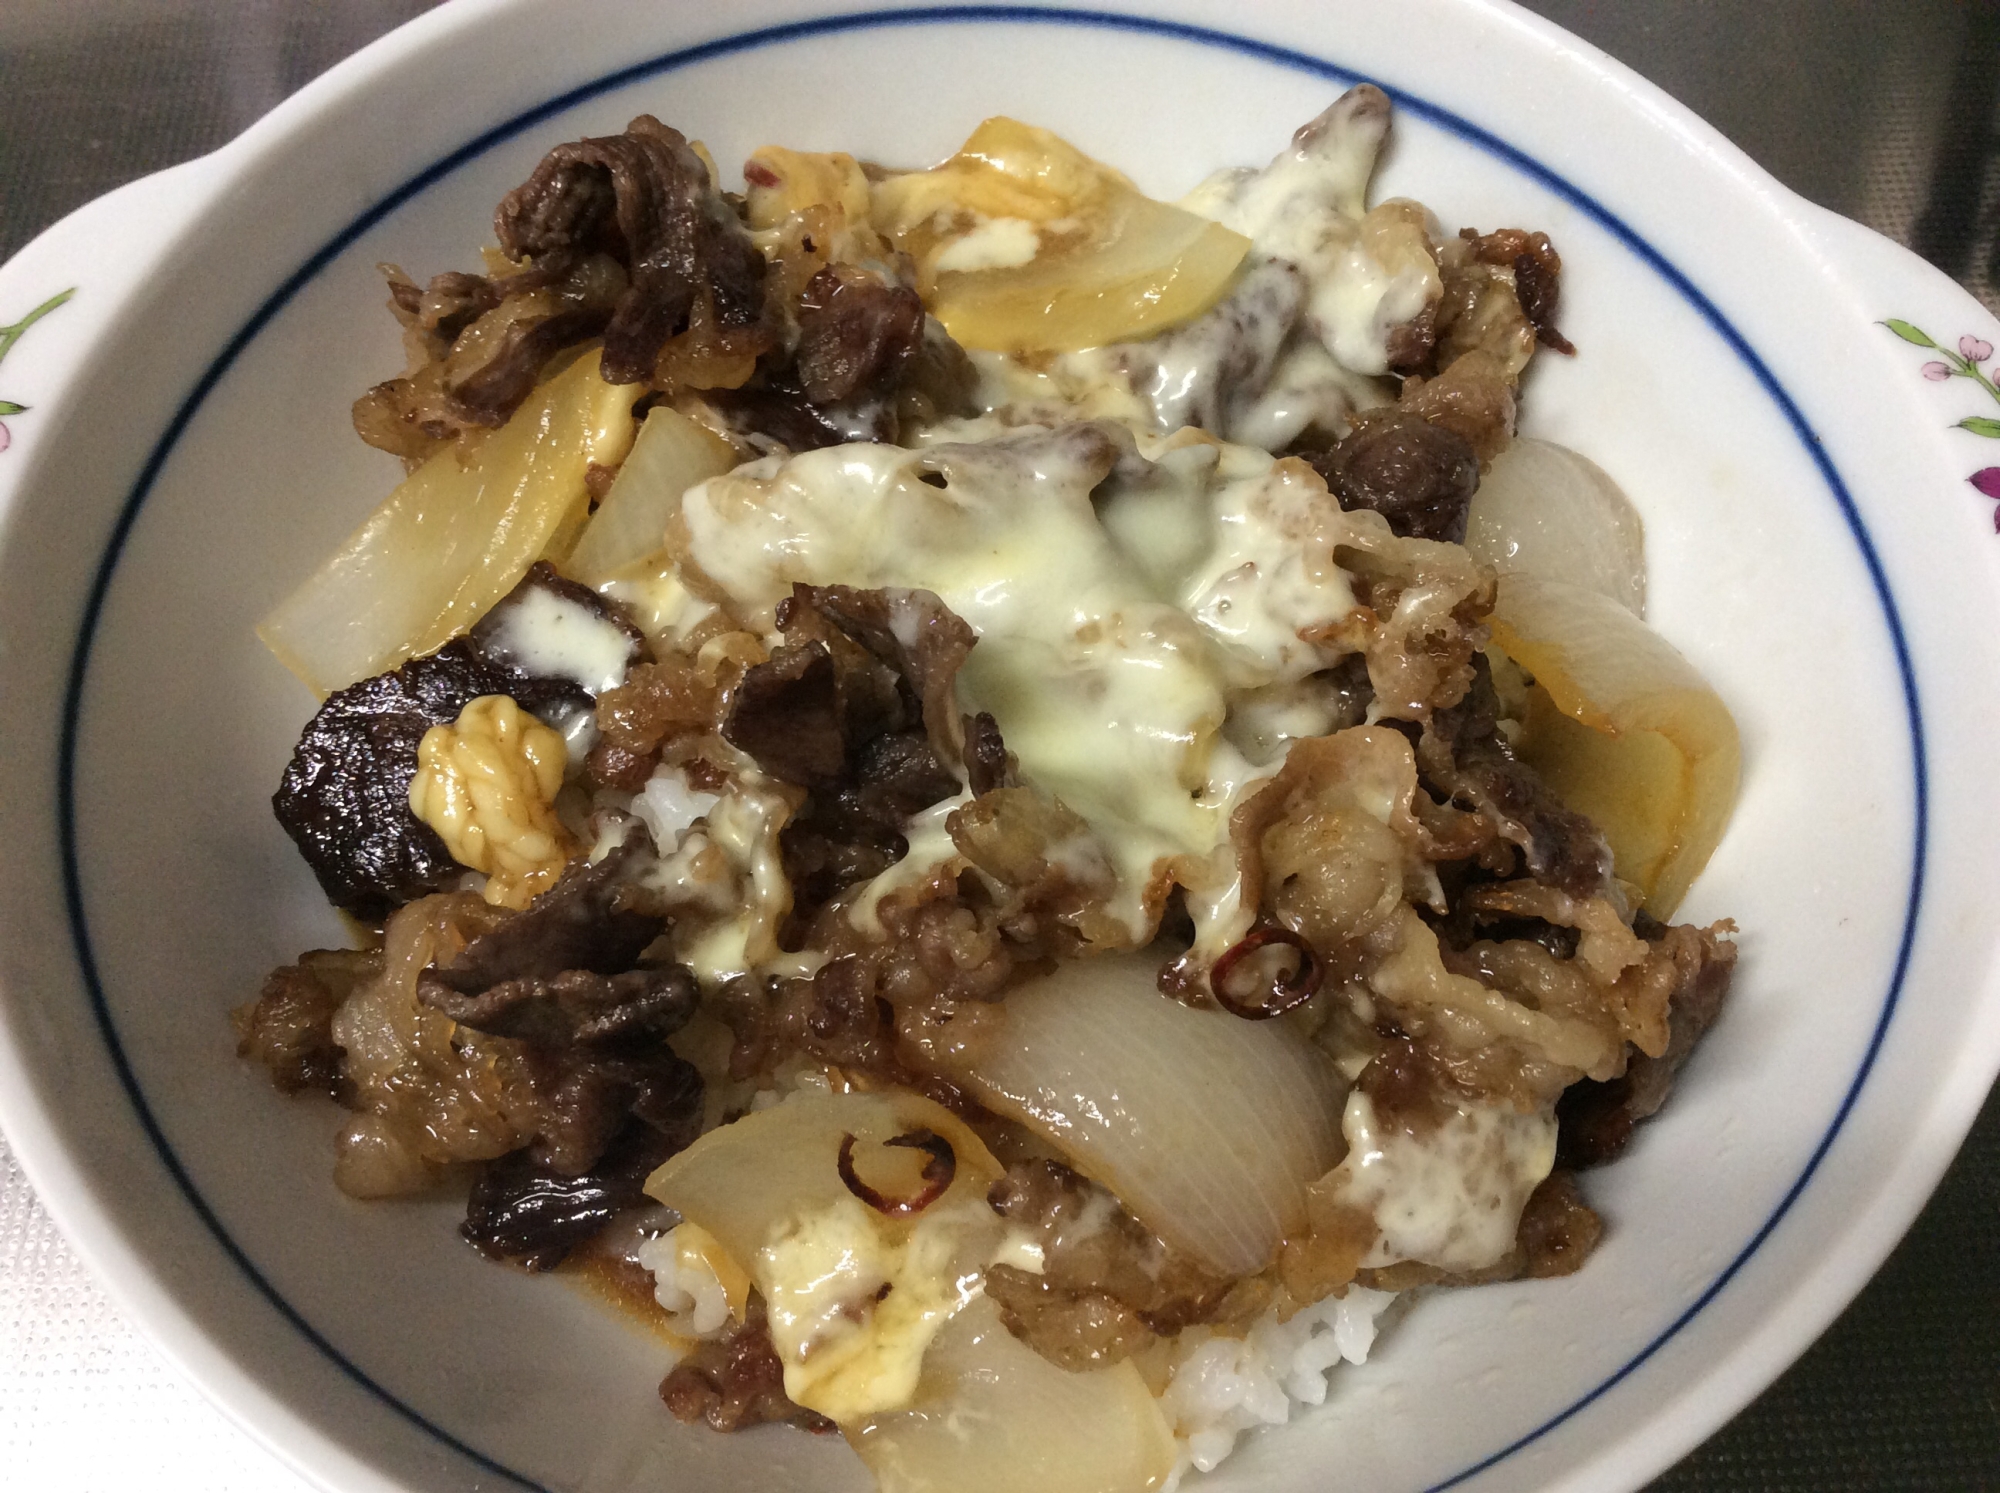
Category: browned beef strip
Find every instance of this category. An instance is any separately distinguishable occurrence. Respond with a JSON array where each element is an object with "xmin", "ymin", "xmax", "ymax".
[
  {"xmin": 530, "ymin": 1041, "xmax": 704, "ymax": 1177},
  {"xmin": 793, "ymin": 264, "xmax": 926, "ymax": 405},
  {"xmin": 720, "ymin": 585, "xmax": 978, "ymax": 926},
  {"xmin": 964, "ymin": 710, "xmax": 1013, "ymax": 795},
  {"xmin": 983, "ymin": 1160, "xmax": 1232, "ymax": 1368},
  {"xmin": 722, "ymin": 642, "xmax": 849, "ymax": 787},
  {"xmin": 1557, "ymin": 918, "xmax": 1737, "ymax": 1167},
  {"xmin": 232, "ymin": 948, "xmax": 380, "ymax": 1102},
  {"xmin": 659, "ymin": 1297, "xmax": 836, "ymax": 1434},
  {"xmin": 1459, "ymin": 226, "xmax": 1574, "ymax": 355},
  {"xmin": 414, "ymin": 828, "xmax": 705, "ymax": 1177},
  {"xmin": 796, "ymin": 584, "xmax": 976, "ymax": 766},
  {"xmin": 461, "ymin": 1121, "xmax": 679, "ymax": 1271},
  {"xmin": 443, "ymin": 303, "xmax": 615, "ymax": 425},
  {"xmin": 707, "ymin": 268, "xmax": 975, "ymax": 451},
  {"xmin": 1303, "ymin": 410, "xmax": 1481, "ymax": 544},
  {"xmin": 1417, "ymin": 655, "xmax": 1612, "ymax": 901},
  {"xmin": 421, "ymin": 964, "xmax": 696, "ymax": 1051},
  {"xmin": 424, "ymin": 827, "xmax": 667, "ymax": 992},
  {"xmin": 495, "ymin": 115, "xmax": 766, "ymax": 386}
]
